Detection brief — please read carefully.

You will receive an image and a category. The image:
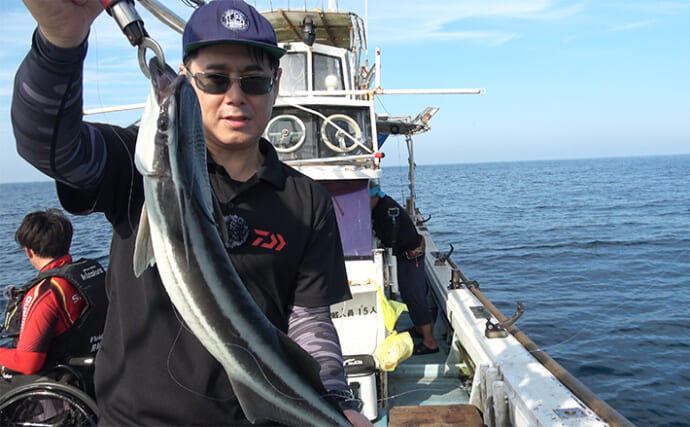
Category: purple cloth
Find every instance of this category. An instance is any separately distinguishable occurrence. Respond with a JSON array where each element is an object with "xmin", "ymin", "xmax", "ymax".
[{"xmin": 321, "ymin": 180, "xmax": 372, "ymax": 257}]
